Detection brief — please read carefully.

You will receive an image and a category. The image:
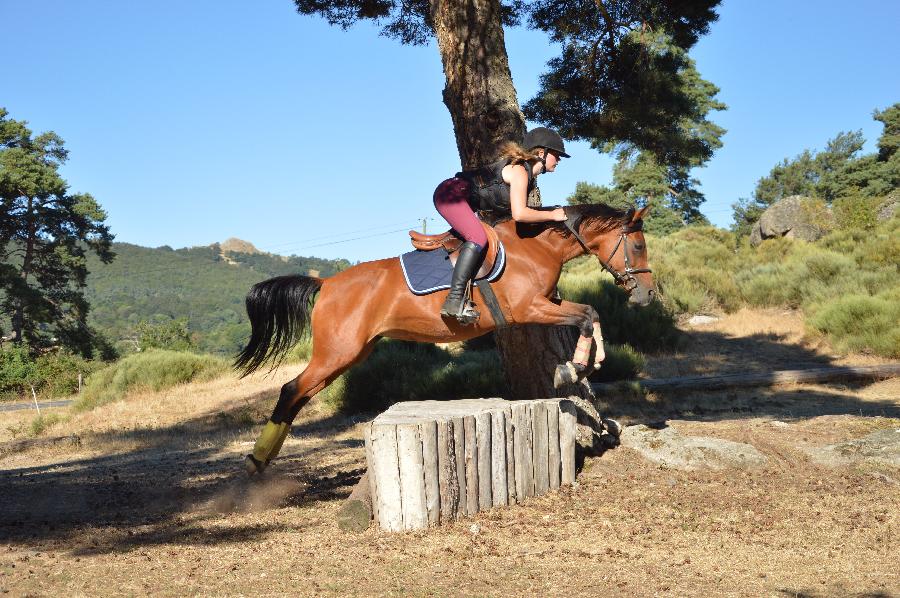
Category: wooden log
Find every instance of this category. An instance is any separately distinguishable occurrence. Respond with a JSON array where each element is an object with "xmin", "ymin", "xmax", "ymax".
[
  {"xmin": 366, "ymin": 399, "xmax": 577, "ymax": 531},
  {"xmin": 336, "ymin": 471, "xmax": 373, "ymax": 532},
  {"xmin": 512, "ymin": 403, "xmax": 535, "ymax": 502},
  {"xmin": 452, "ymin": 415, "xmax": 466, "ymax": 515},
  {"xmin": 559, "ymin": 400, "xmax": 577, "ymax": 485},
  {"xmin": 397, "ymin": 423, "xmax": 427, "ymax": 530},
  {"xmin": 364, "ymin": 429, "xmax": 380, "ymax": 526},
  {"xmin": 463, "ymin": 415, "xmax": 478, "ymax": 516},
  {"xmin": 546, "ymin": 401, "xmax": 561, "ymax": 490},
  {"xmin": 590, "ymin": 364, "xmax": 900, "ymax": 394},
  {"xmin": 532, "ymin": 401, "xmax": 550, "ymax": 495},
  {"xmin": 490, "ymin": 409, "xmax": 508, "ymax": 507},
  {"xmin": 369, "ymin": 424, "xmax": 403, "ymax": 532},
  {"xmin": 420, "ymin": 420, "xmax": 440, "ymax": 526},
  {"xmin": 522, "ymin": 404, "xmax": 535, "ymax": 499},
  {"xmin": 475, "ymin": 411, "xmax": 493, "ymax": 510},
  {"xmin": 504, "ymin": 406, "xmax": 516, "ymax": 505},
  {"xmin": 437, "ymin": 419, "xmax": 458, "ymax": 524}
]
